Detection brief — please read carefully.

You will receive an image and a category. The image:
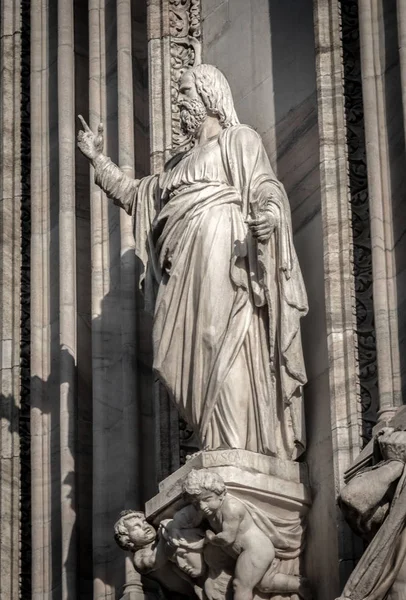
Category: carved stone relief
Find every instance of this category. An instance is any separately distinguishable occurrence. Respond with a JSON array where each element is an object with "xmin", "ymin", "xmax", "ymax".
[
  {"xmin": 340, "ymin": 0, "xmax": 378, "ymax": 444},
  {"xmin": 169, "ymin": 0, "xmax": 202, "ymax": 150},
  {"xmin": 115, "ymin": 454, "xmax": 311, "ymax": 600}
]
